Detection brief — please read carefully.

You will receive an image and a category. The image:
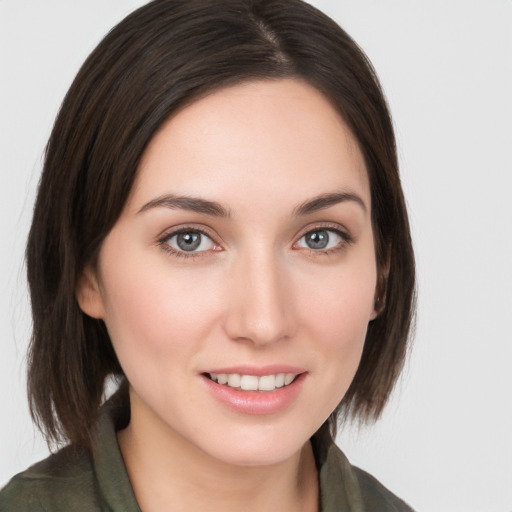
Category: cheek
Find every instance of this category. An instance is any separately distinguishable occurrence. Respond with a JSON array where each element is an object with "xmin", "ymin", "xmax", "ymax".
[
  {"xmin": 310, "ymin": 288, "xmax": 370, "ymax": 378},
  {"xmin": 298, "ymin": 258, "xmax": 376, "ymax": 340},
  {"xmin": 294, "ymin": 256, "xmax": 376, "ymax": 394},
  {"xmin": 97, "ymin": 251, "xmax": 221, "ymax": 377}
]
